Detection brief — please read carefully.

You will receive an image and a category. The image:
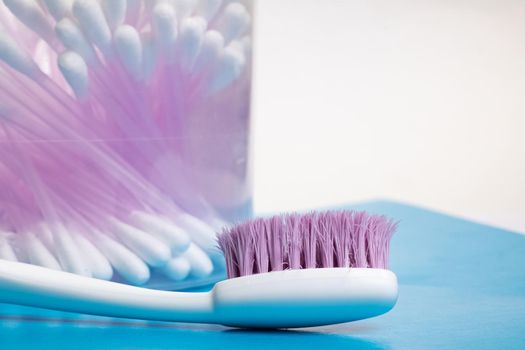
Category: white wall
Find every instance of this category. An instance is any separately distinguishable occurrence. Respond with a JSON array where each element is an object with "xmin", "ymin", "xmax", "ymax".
[{"xmin": 252, "ymin": 0, "xmax": 525, "ymax": 233}]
